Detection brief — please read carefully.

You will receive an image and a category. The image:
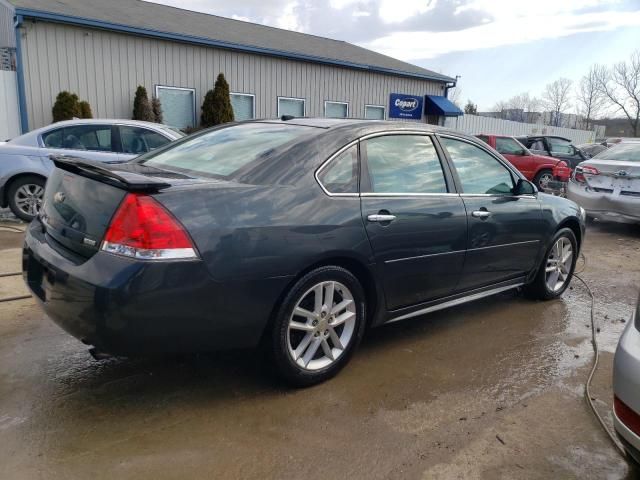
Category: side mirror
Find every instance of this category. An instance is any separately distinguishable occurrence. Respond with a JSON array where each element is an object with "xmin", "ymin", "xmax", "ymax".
[{"xmin": 513, "ymin": 178, "xmax": 536, "ymax": 195}]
